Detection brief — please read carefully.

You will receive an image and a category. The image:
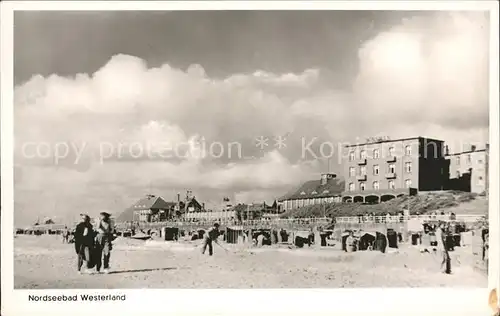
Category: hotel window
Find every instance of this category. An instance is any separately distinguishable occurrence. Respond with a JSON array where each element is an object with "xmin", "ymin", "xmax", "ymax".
[
  {"xmin": 348, "ymin": 183, "xmax": 355, "ymax": 191},
  {"xmin": 388, "ymin": 180, "xmax": 395, "ymax": 189},
  {"xmin": 349, "ymin": 167, "xmax": 356, "ymax": 177},
  {"xmin": 349, "ymin": 151, "xmax": 355, "ymax": 161},
  {"xmin": 456, "ymin": 171, "xmax": 461, "ymax": 178},
  {"xmin": 360, "ymin": 182, "xmax": 366, "ymax": 191},
  {"xmin": 360, "ymin": 166, "xmax": 367, "ymax": 175},
  {"xmin": 388, "ymin": 146, "xmax": 395, "ymax": 157},
  {"xmin": 360, "ymin": 150, "xmax": 366, "ymax": 159},
  {"xmin": 456, "ymin": 156, "xmax": 460, "ymax": 165},
  {"xmin": 388, "ymin": 164, "xmax": 396, "ymax": 174},
  {"xmin": 373, "ymin": 181, "xmax": 379, "ymax": 190},
  {"xmin": 467, "ymin": 154, "xmax": 472, "ymax": 164},
  {"xmin": 373, "ymin": 149, "xmax": 380, "ymax": 159},
  {"xmin": 405, "ymin": 179, "xmax": 412, "ymax": 188},
  {"xmin": 373, "ymin": 165, "xmax": 380, "ymax": 175},
  {"xmin": 405, "ymin": 145, "xmax": 412, "ymax": 156},
  {"xmin": 478, "ymin": 159, "xmax": 483, "ymax": 164},
  {"xmin": 405, "ymin": 162, "xmax": 412, "ymax": 173}
]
